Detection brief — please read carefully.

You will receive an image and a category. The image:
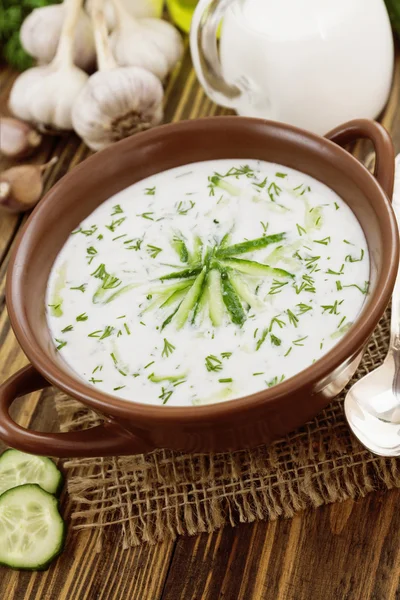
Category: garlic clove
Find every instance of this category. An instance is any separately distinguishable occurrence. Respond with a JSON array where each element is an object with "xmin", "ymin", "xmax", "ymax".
[
  {"xmin": 20, "ymin": 2, "xmax": 96, "ymax": 73},
  {"xmin": 0, "ymin": 117, "xmax": 42, "ymax": 159},
  {"xmin": 72, "ymin": 66, "xmax": 164, "ymax": 151},
  {"xmin": 0, "ymin": 157, "xmax": 58, "ymax": 214}
]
